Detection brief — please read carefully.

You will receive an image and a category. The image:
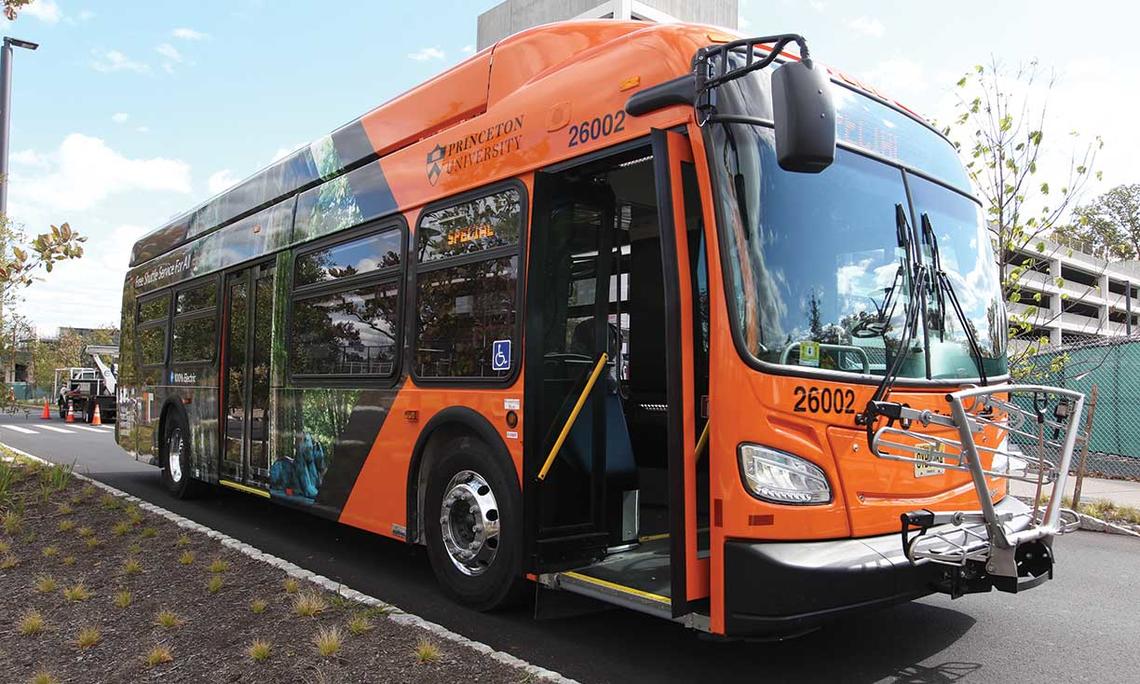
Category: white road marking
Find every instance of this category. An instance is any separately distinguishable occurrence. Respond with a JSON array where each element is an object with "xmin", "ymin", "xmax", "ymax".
[
  {"xmin": 1, "ymin": 424, "xmax": 38, "ymax": 434},
  {"xmin": 39, "ymin": 425, "xmax": 75, "ymax": 434},
  {"xmin": 71, "ymin": 425, "xmax": 108, "ymax": 433}
]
